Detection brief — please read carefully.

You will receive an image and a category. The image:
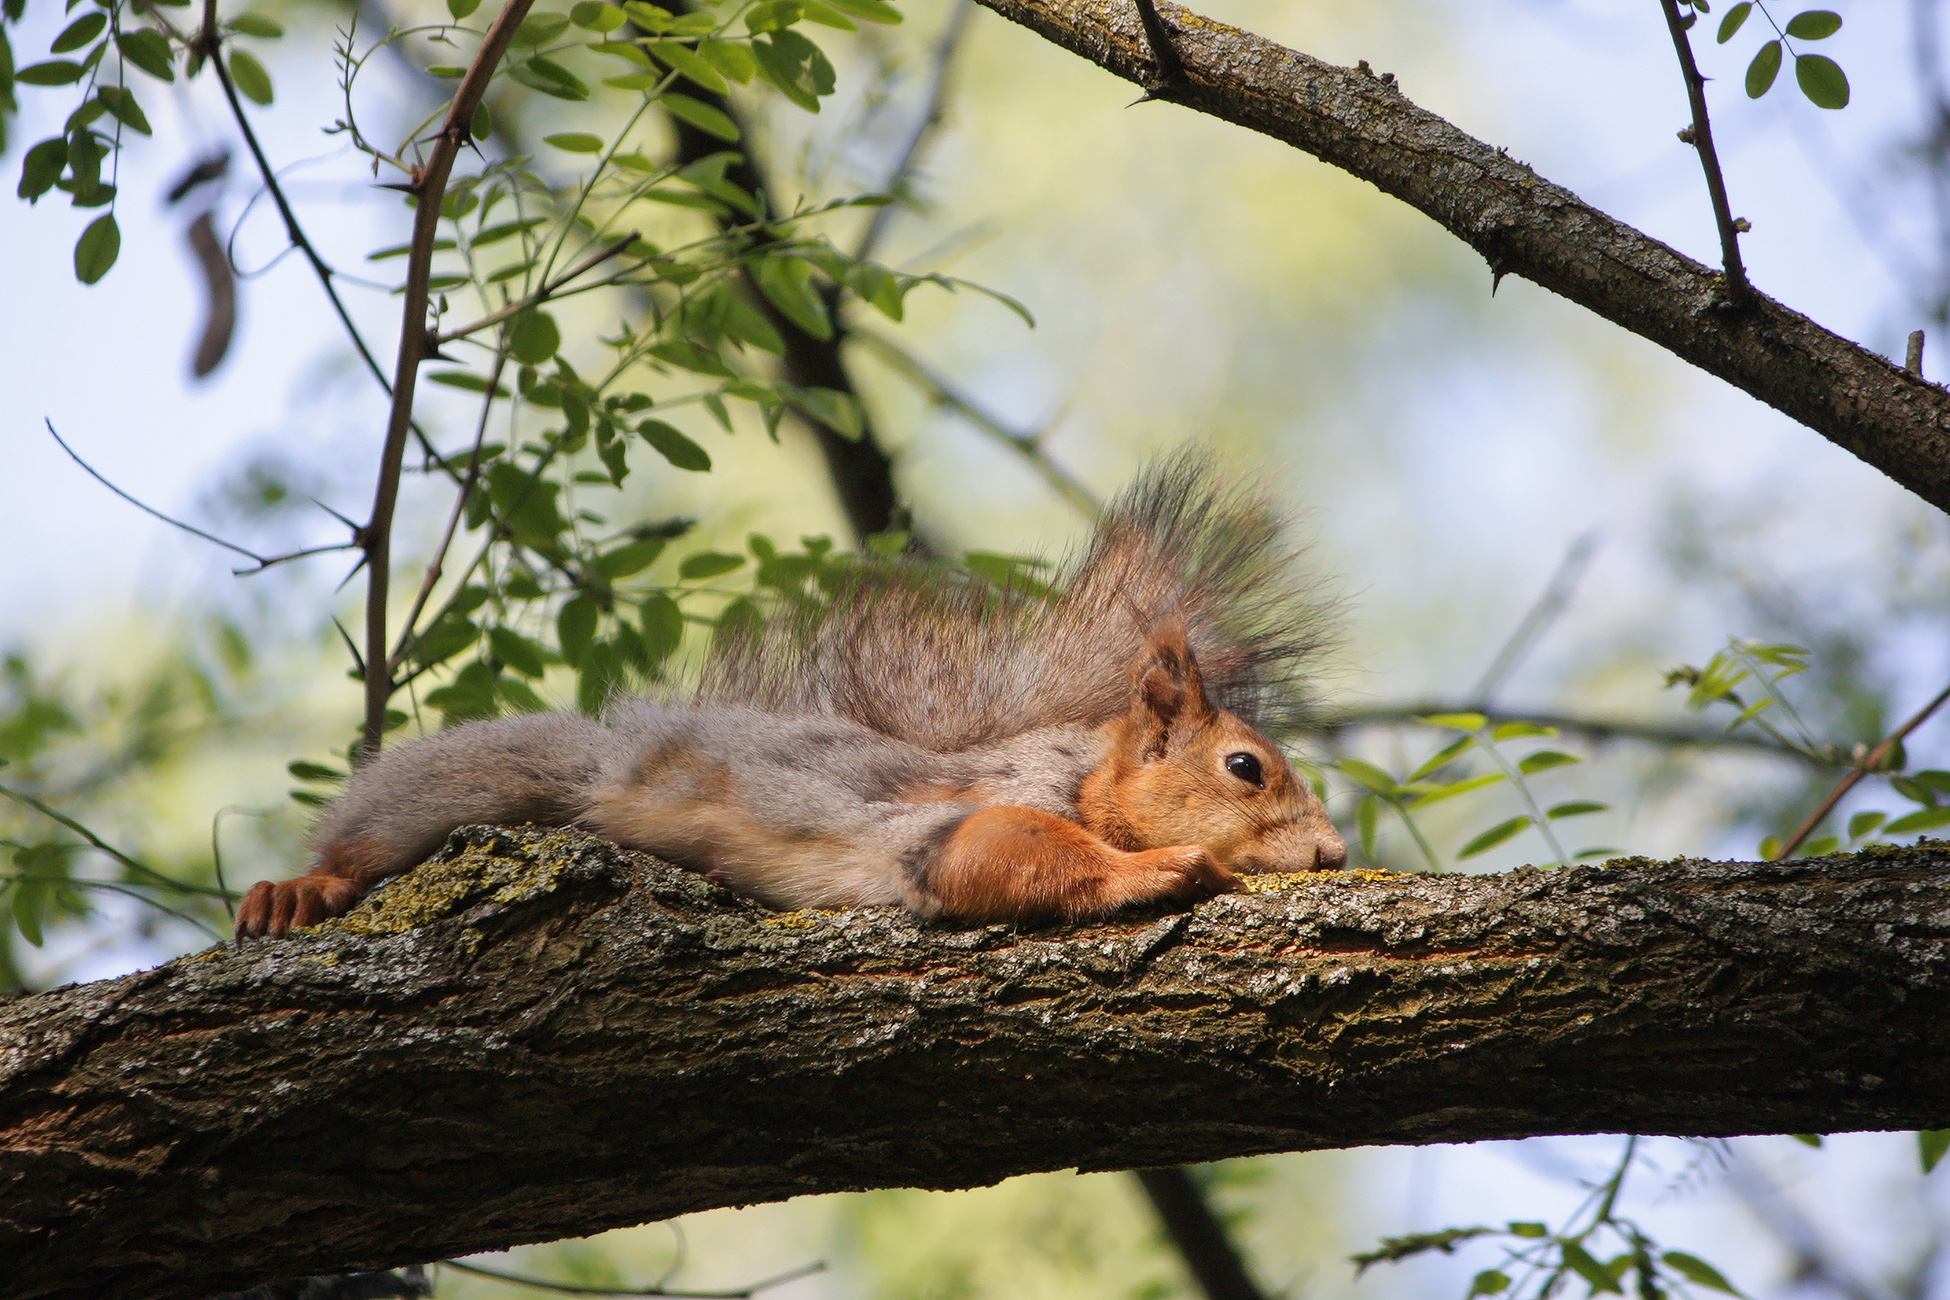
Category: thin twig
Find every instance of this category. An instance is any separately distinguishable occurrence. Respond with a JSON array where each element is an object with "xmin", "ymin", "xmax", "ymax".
[
  {"xmin": 850, "ymin": 329, "xmax": 1099, "ymax": 517},
  {"xmin": 437, "ymin": 1258, "xmax": 826, "ymax": 1298},
  {"xmin": 0, "ymin": 781, "xmax": 235, "ymax": 899},
  {"xmin": 0, "ymin": 872, "xmax": 227, "ymax": 940},
  {"xmin": 1467, "ymin": 532, "xmax": 1600, "ymax": 707},
  {"xmin": 44, "ymin": 420, "xmax": 280, "ymax": 565},
  {"xmin": 389, "ymin": 349, "xmax": 508, "ymax": 673},
  {"xmin": 1317, "ymin": 704, "xmax": 1824, "ymax": 763},
  {"xmin": 1657, "ymin": 0, "xmax": 1751, "ymax": 301},
  {"xmin": 1773, "ymin": 676, "xmax": 1950, "ymax": 859},
  {"xmin": 360, "ymin": 0, "xmax": 537, "ymax": 761},
  {"xmin": 854, "ymin": 0, "xmax": 973, "ymax": 264},
  {"xmin": 430, "ymin": 235, "xmax": 640, "ymax": 346}
]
